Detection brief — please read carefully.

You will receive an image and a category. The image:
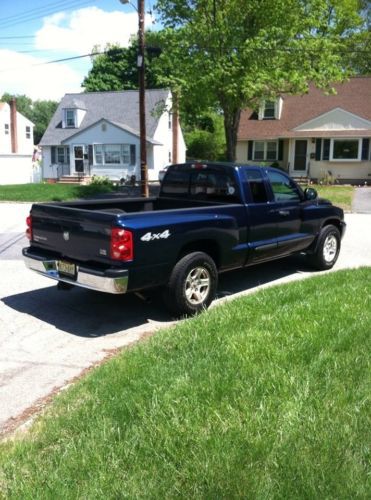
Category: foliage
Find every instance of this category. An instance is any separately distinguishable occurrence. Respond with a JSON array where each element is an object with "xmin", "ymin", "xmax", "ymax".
[
  {"xmin": 0, "ymin": 268, "xmax": 370, "ymax": 497},
  {"xmin": 185, "ymin": 112, "xmax": 226, "ymax": 160},
  {"xmin": 90, "ymin": 175, "xmax": 113, "ymax": 187},
  {"xmin": 1, "ymin": 93, "xmax": 58, "ymax": 144},
  {"xmin": 82, "ymin": 34, "xmax": 163, "ymax": 92},
  {"xmin": 154, "ymin": 0, "xmax": 367, "ymax": 160}
]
